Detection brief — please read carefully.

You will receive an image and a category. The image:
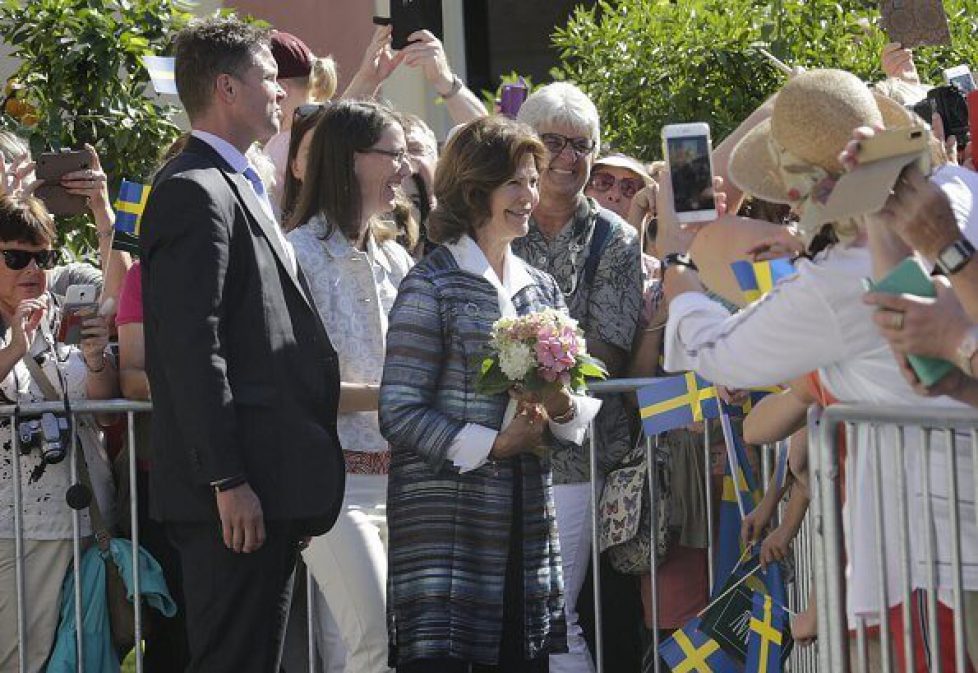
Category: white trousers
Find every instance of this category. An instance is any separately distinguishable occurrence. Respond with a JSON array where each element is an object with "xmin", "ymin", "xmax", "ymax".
[
  {"xmin": 549, "ymin": 481, "xmax": 597, "ymax": 673},
  {"xmin": 302, "ymin": 474, "xmax": 392, "ymax": 673}
]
